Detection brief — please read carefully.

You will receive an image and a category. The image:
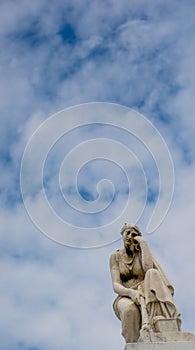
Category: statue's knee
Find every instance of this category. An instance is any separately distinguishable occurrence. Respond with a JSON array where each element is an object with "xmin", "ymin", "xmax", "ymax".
[
  {"xmin": 145, "ymin": 268, "xmax": 160, "ymax": 278},
  {"xmin": 124, "ymin": 303, "xmax": 140, "ymax": 319}
]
